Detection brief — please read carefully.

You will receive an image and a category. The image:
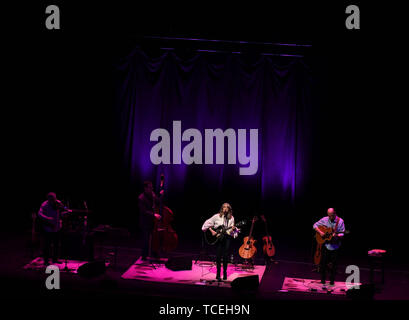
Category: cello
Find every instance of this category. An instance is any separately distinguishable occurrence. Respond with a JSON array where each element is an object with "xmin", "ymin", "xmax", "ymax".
[{"xmin": 151, "ymin": 174, "xmax": 178, "ymax": 254}]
